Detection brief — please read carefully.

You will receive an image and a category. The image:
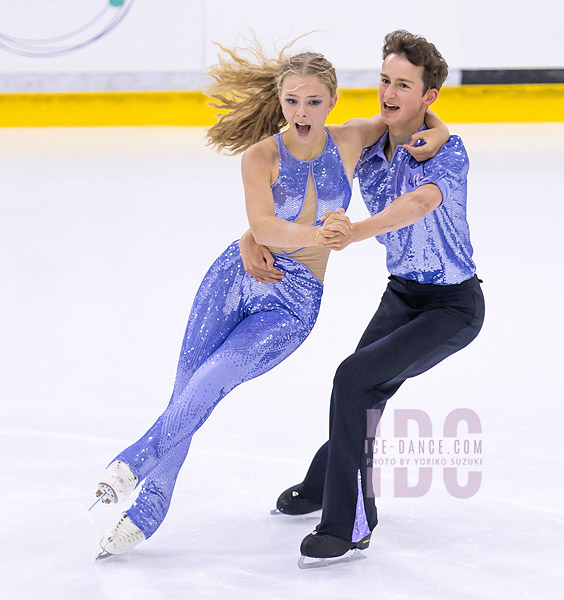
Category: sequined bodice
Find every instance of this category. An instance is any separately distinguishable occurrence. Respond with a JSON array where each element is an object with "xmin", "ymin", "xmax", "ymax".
[
  {"xmin": 271, "ymin": 130, "xmax": 351, "ymax": 225},
  {"xmin": 268, "ymin": 130, "xmax": 351, "ymax": 282}
]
